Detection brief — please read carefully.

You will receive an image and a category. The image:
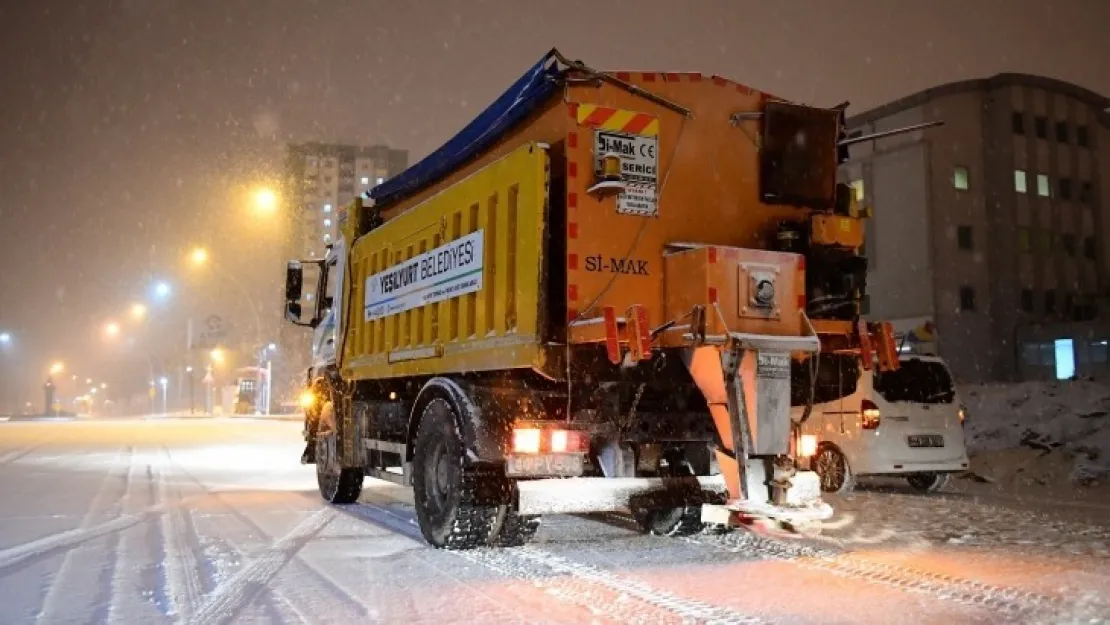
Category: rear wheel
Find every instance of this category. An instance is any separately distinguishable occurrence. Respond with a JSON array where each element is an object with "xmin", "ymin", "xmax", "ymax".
[
  {"xmin": 906, "ymin": 472, "xmax": 950, "ymax": 493},
  {"xmin": 315, "ymin": 399, "xmax": 363, "ymax": 504},
  {"xmin": 490, "ymin": 507, "xmax": 542, "ymax": 547},
  {"xmin": 814, "ymin": 445, "xmax": 855, "ymax": 493},
  {"xmin": 631, "ymin": 460, "xmax": 704, "ymax": 537},
  {"xmin": 412, "ymin": 398, "xmax": 500, "ymax": 549}
]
